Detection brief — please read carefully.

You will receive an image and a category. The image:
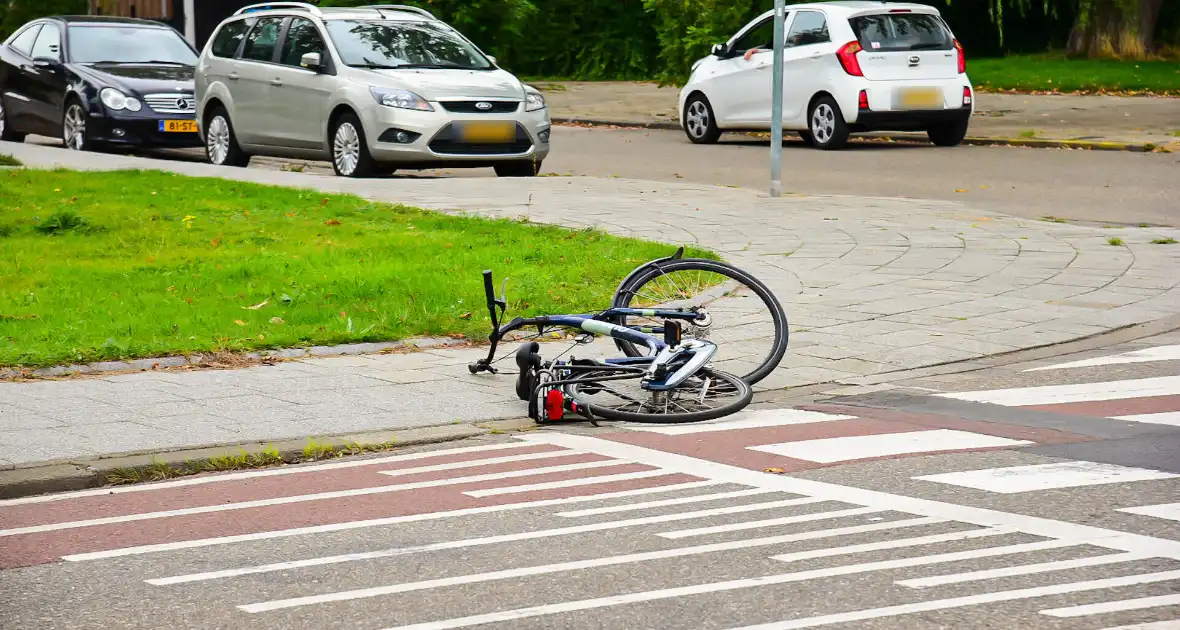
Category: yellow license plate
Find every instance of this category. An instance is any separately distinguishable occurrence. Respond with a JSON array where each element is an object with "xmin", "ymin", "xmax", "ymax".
[
  {"xmin": 159, "ymin": 120, "xmax": 198, "ymax": 133},
  {"xmin": 899, "ymin": 87, "xmax": 943, "ymax": 110},
  {"xmin": 456, "ymin": 121, "xmax": 516, "ymax": 143}
]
